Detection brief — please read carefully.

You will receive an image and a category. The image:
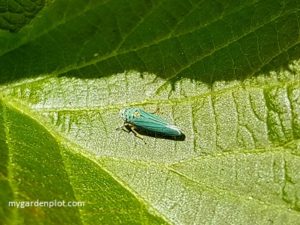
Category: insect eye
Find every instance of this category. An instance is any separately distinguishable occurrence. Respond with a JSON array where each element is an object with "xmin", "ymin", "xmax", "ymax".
[
  {"xmin": 133, "ymin": 111, "xmax": 140, "ymax": 118},
  {"xmin": 119, "ymin": 109, "xmax": 127, "ymax": 120}
]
